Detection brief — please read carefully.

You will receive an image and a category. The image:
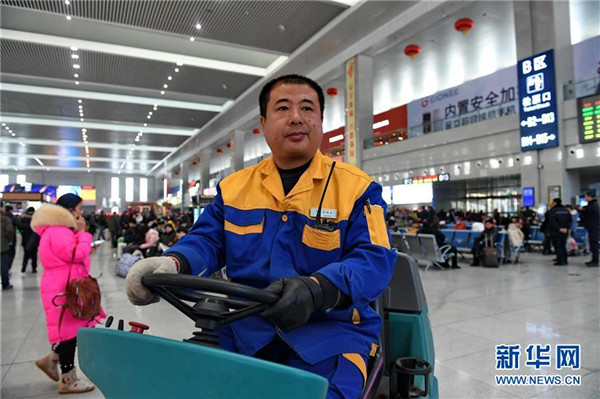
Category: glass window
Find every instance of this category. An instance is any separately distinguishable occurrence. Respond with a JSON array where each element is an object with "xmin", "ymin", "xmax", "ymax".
[
  {"xmin": 0, "ymin": 174, "xmax": 8, "ymax": 190},
  {"xmin": 139, "ymin": 178, "xmax": 148, "ymax": 202},
  {"xmin": 111, "ymin": 177, "xmax": 120, "ymax": 201},
  {"xmin": 16, "ymin": 174, "xmax": 26, "ymax": 185},
  {"xmin": 125, "ymin": 177, "xmax": 134, "ymax": 202}
]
